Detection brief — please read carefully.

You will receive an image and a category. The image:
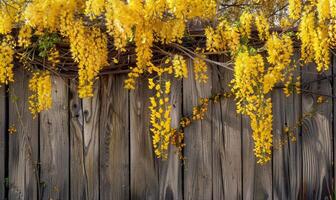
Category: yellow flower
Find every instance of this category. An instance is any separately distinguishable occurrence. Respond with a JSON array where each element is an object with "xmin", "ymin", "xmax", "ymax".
[
  {"xmin": 313, "ymin": 25, "xmax": 330, "ymax": 72},
  {"xmin": 18, "ymin": 25, "xmax": 32, "ymax": 48},
  {"xmin": 255, "ymin": 13, "xmax": 270, "ymax": 41},
  {"xmin": 48, "ymin": 48, "xmax": 60, "ymax": 68},
  {"xmin": 172, "ymin": 55, "xmax": 188, "ymax": 78},
  {"xmin": 0, "ymin": 36, "xmax": 15, "ymax": 85},
  {"xmin": 28, "ymin": 71, "xmax": 52, "ymax": 118},
  {"xmin": 317, "ymin": 0, "xmax": 330, "ymax": 22},
  {"xmin": 240, "ymin": 12, "xmax": 253, "ymax": 38},
  {"xmin": 165, "ymin": 81, "xmax": 171, "ymax": 94},
  {"xmin": 288, "ymin": 0, "xmax": 302, "ymax": 20},
  {"xmin": 232, "ymin": 51, "xmax": 273, "ymax": 163},
  {"xmin": 193, "ymin": 57, "xmax": 208, "ymax": 83},
  {"xmin": 62, "ymin": 19, "xmax": 108, "ymax": 97},
  {"xmin": 298, "ymin": 12, "xmax": 315, "ymax": 63},
  {"xmin": 8, "ymin": 125, "xmax": 16, "ymax": 135},
  {"xmin": 85, "ymin": 0, "xmax": 105, "ymax": 19},
  {"xmin": 148, "ymin": 78, "xmax": 172, "ymax": 159},
  {"xmin": 205, "ymin": 20, "xmax": 241, "ymax": 53}
]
